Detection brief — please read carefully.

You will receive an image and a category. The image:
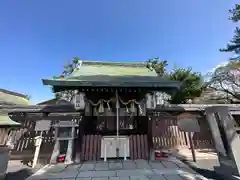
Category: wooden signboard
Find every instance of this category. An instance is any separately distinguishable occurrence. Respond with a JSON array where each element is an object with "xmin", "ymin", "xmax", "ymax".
[
  {"xmin": 178, "ymin": 118, "xmax": 200, "ymax": 133},
  {"xmin": 34, "ymin": 120, "xmax": 51, "ymax": 132},
  {"xmin": 177, "ymin": 117, "xmax": 200, "ymax": 162},
  {"xmin": 74, "ymin": 93, "xmax": 85, "ymax": 110},
  {"xmin": 33, "ymin": 119, "xmax": 51, "ymax": 168}
]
